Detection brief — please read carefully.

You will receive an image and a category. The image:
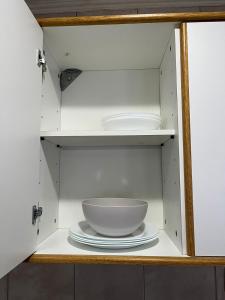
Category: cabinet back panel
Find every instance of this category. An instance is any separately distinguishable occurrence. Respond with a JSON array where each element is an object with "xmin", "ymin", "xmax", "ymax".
[
  {"xmin": 61, "ymin": 69, "xmax": 160, "ymax": 130},
  {"xmin": 59, "ymin": 146, "xmax": 163, "ymax": 228},
  {"xmin": 43, "ymin": 23, "xmax": 175, "ymax": 70}
]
